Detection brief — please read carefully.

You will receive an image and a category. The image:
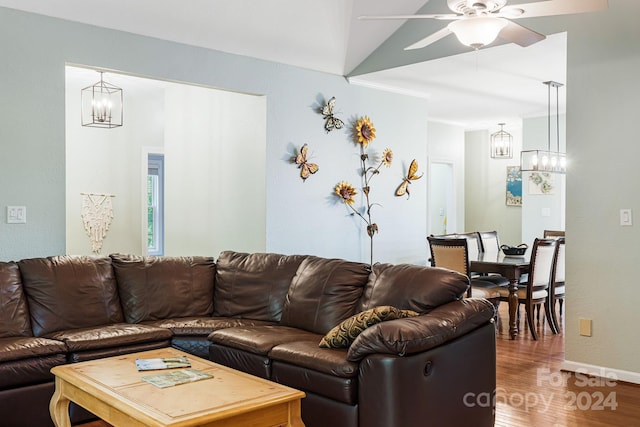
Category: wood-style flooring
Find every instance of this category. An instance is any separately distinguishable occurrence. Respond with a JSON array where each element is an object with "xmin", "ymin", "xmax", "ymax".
[
  {"xmin": 77, "ymin": 303, "xmax": 640, "ymax": 427},
  {"xmin": 493, "ymin": 303, "xmax": 640, "ymax": 426}
]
